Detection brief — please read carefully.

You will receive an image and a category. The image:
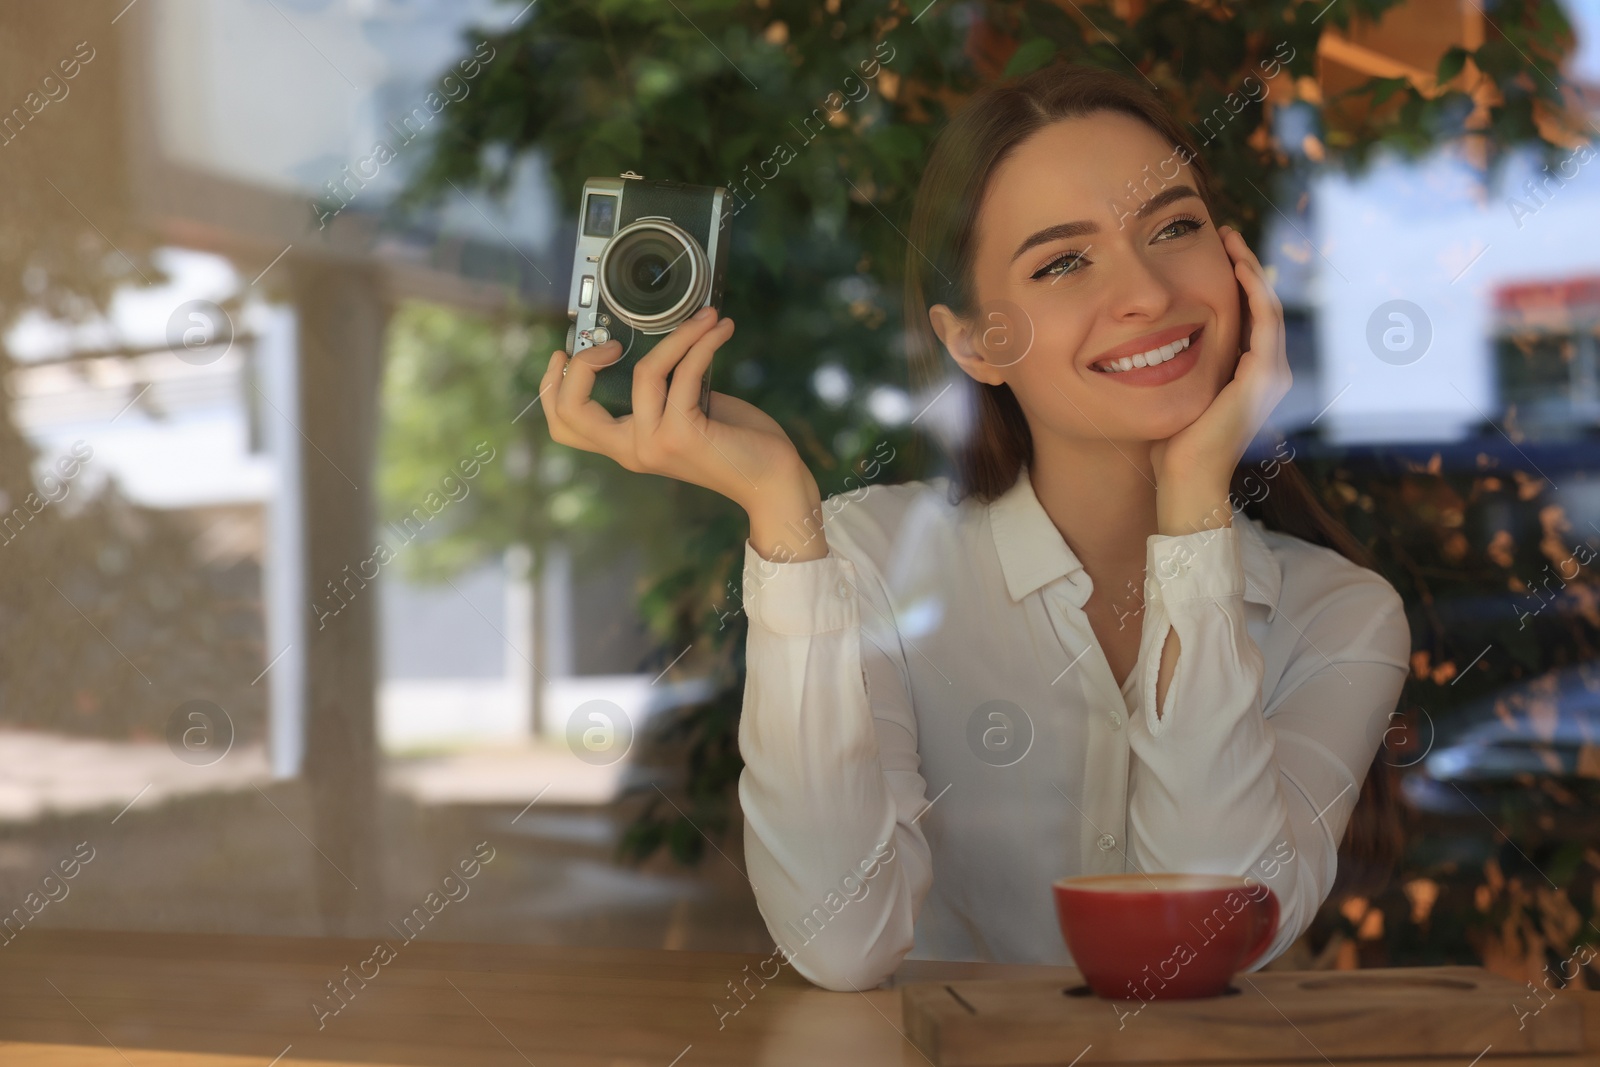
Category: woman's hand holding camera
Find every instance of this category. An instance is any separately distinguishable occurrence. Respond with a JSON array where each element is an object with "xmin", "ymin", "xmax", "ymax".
[{"xmin": 542, "ymin": 307, "xmax": 828, "ymax": 562}]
